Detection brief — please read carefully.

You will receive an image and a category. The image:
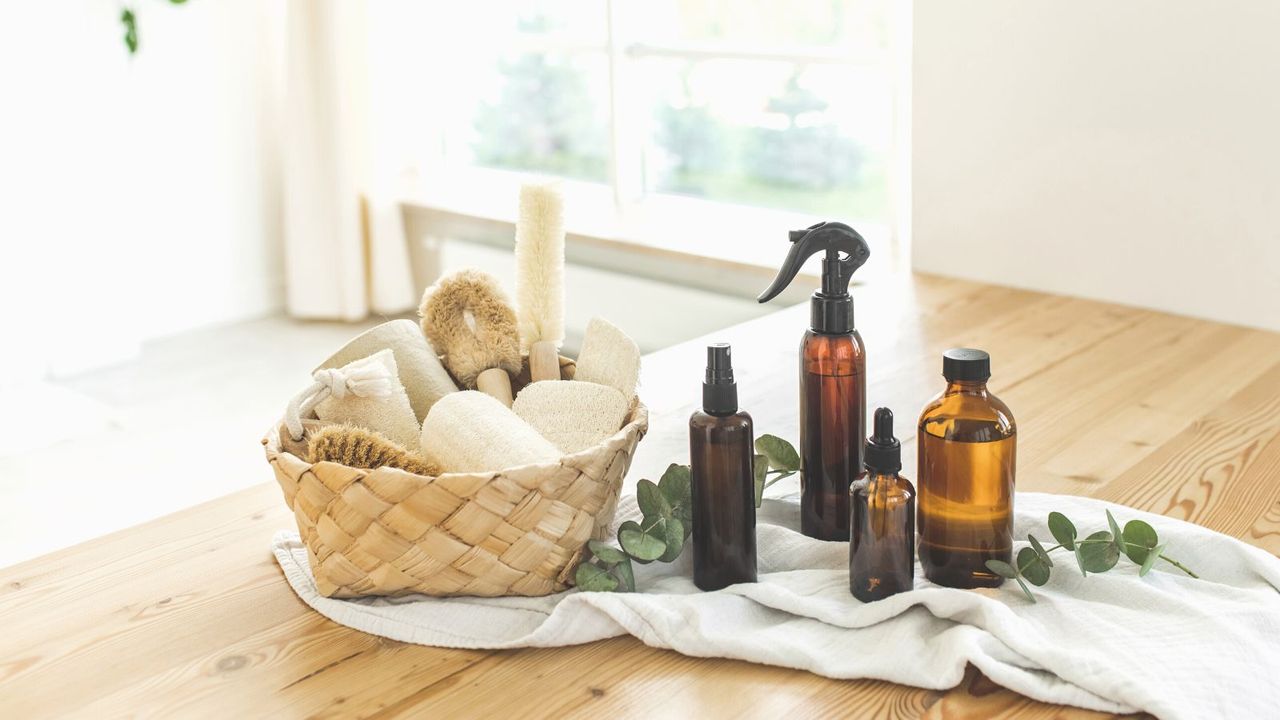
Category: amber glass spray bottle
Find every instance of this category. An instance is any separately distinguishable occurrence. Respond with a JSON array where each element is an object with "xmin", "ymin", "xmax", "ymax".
[
  {"xmin": 759, "ymin": 222, "xmax": 871, "ymax": 540},
  {"xmin": 917, "ymin": 349, "xmax": 1016, "ymax": 588},
  {"xmin": 690, "ymin": 344, "xmax": 757, "ymax": 591},
  {"xmin": 850, "ymin": 407, "xmax": 915, "ymax": 601}
]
